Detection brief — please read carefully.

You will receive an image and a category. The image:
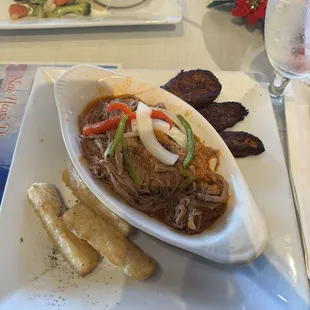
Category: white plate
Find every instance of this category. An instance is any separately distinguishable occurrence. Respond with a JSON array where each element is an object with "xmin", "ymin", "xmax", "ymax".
[
  {"xmin": 0, "ymin": 67, "xmax": 308, "ymax": 309},
  {"xmin": 0, "ymin": 0, "xmax": 182, "ymax": 30},
  {"xmin": 97, "ymin": 0, "xmax": 145, "ymax": 8},
  {"xmin": 54, "ymin": 64, "xmax": 268, "ymax": 264}
]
